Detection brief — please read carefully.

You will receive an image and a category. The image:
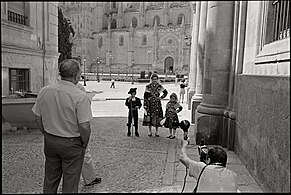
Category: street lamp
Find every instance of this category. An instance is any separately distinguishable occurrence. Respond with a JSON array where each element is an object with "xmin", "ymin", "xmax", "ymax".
[
  {"xmin": 96, "ymin": 57, "xmax": 100, "ymax": 82},
  {"xmin": 109, "ymin": 54, "xmax": 112, "ymax": 80},
  {"xmin": 83, "ymin": 56, "xmax": 86, "ymax": 86},
  {"xmin": 147, "ymin": 50, "xmax": 152, "ymax": 77},
  {"xmin": 131, "ymin": 59, "xmax": 135, "ymax": 84}
]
